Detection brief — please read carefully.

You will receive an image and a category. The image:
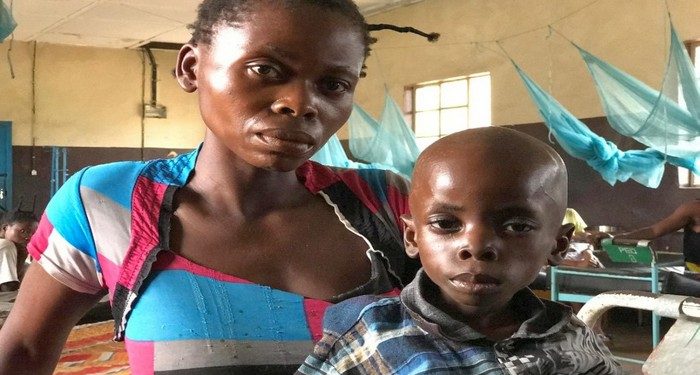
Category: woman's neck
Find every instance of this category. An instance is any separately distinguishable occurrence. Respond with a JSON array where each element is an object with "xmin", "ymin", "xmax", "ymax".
[{"xmin": 186, "ymin": 137, "xmax": 311, "ymax": 218}]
